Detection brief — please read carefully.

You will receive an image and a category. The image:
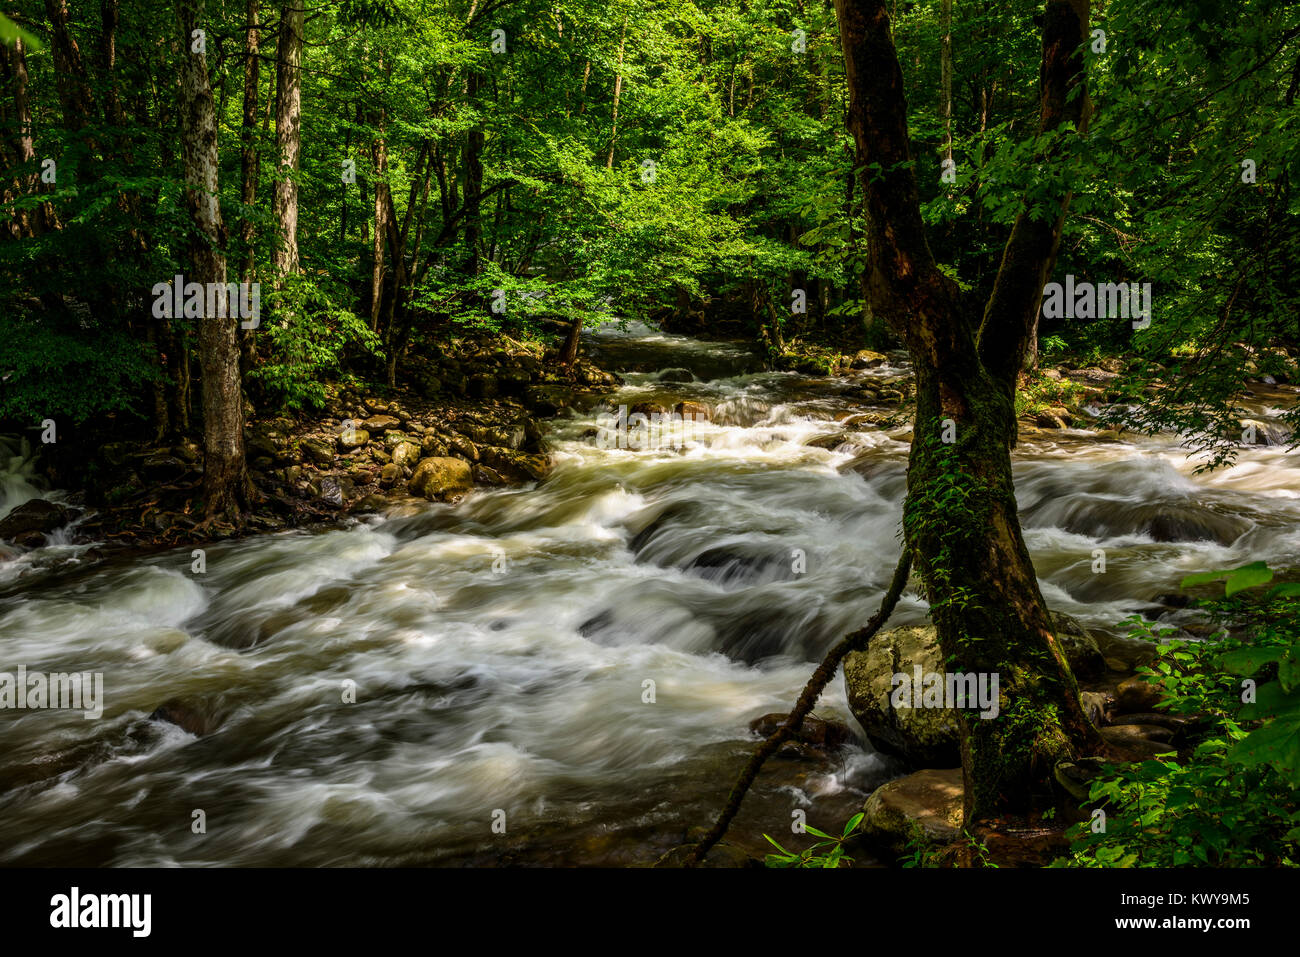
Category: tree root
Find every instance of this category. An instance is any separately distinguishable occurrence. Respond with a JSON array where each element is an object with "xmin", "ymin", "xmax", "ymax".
[{"xmin": 685, "ymin": 546, "xmax": 913, "ymax": 867}]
